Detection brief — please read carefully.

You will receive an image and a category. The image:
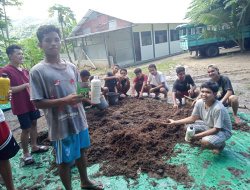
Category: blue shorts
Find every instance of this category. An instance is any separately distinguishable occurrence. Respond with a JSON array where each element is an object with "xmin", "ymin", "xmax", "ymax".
[
  {"xmin": 150, "ymin": 84, "xmax": 169, "ymax": 93},
  {"xmin": 17, "ymin": 110, "xmax": 41, "ymax": 129},
  {"xmin": 53, "ymin": 129, "xmax": 91, "ymax": 164}
]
